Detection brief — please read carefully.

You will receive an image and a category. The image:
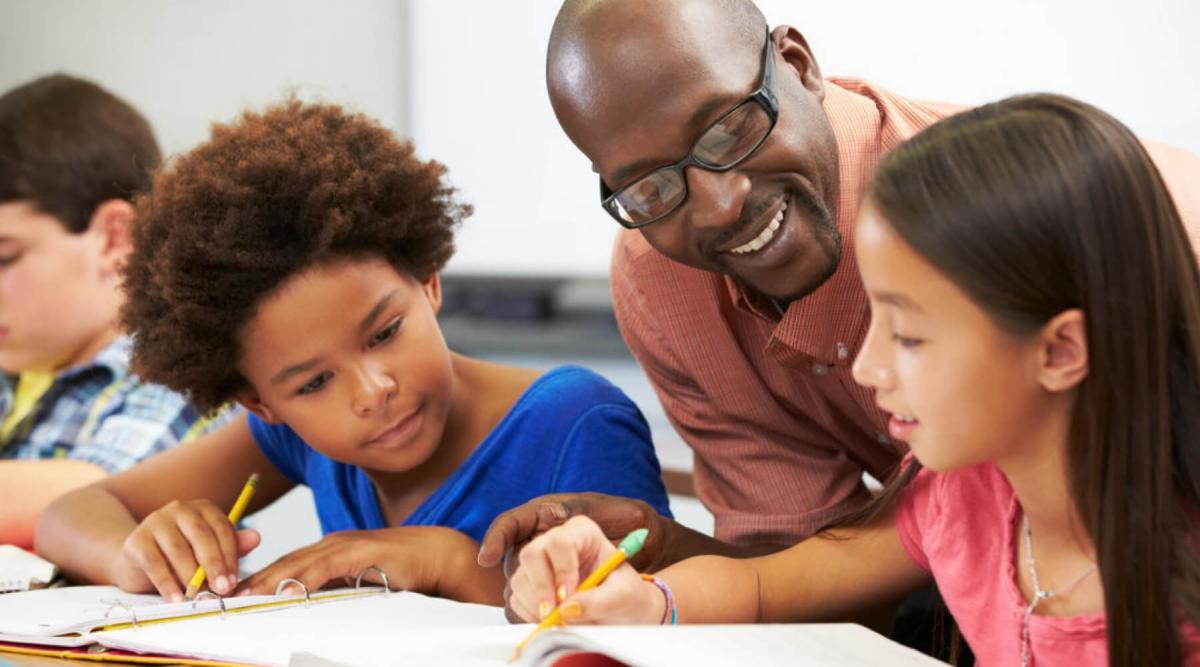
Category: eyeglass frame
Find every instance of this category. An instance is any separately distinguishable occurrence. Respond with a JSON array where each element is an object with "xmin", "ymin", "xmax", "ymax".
[{"xmin": 599, "ymin": 29, "xmax": 780, "ymax": 229}]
